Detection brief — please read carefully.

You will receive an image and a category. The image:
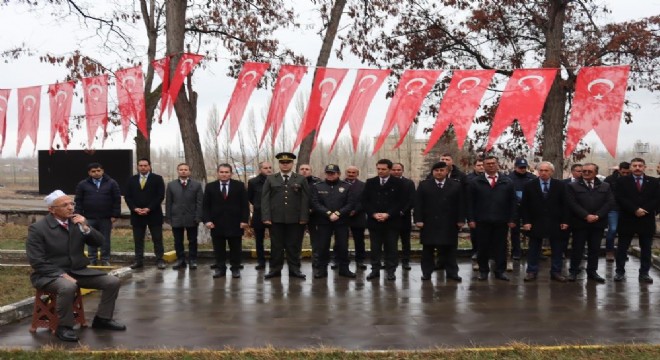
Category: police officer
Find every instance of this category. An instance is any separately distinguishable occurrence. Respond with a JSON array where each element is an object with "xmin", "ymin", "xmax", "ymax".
[
  {"xmin": 262, "ymin": 152, "xmax": 310, "ymax": 280},
  {"xmin": 310, "ymin": 164, "xmax": 357, "ymax": 279},
  {"xmin": 508, "ymin": 157, "xmax": 537, "ymax": 265}
]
